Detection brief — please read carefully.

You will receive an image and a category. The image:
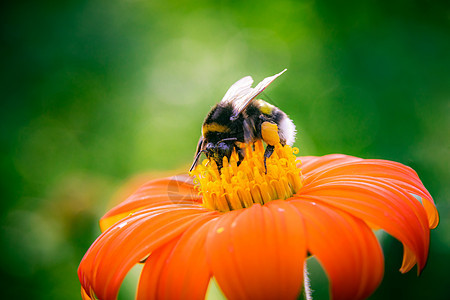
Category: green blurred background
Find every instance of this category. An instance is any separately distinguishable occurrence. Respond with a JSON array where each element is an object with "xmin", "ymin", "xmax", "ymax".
[{"xmin": 1, "ymin": 0, "xmax": 449, "ymax": 299}]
